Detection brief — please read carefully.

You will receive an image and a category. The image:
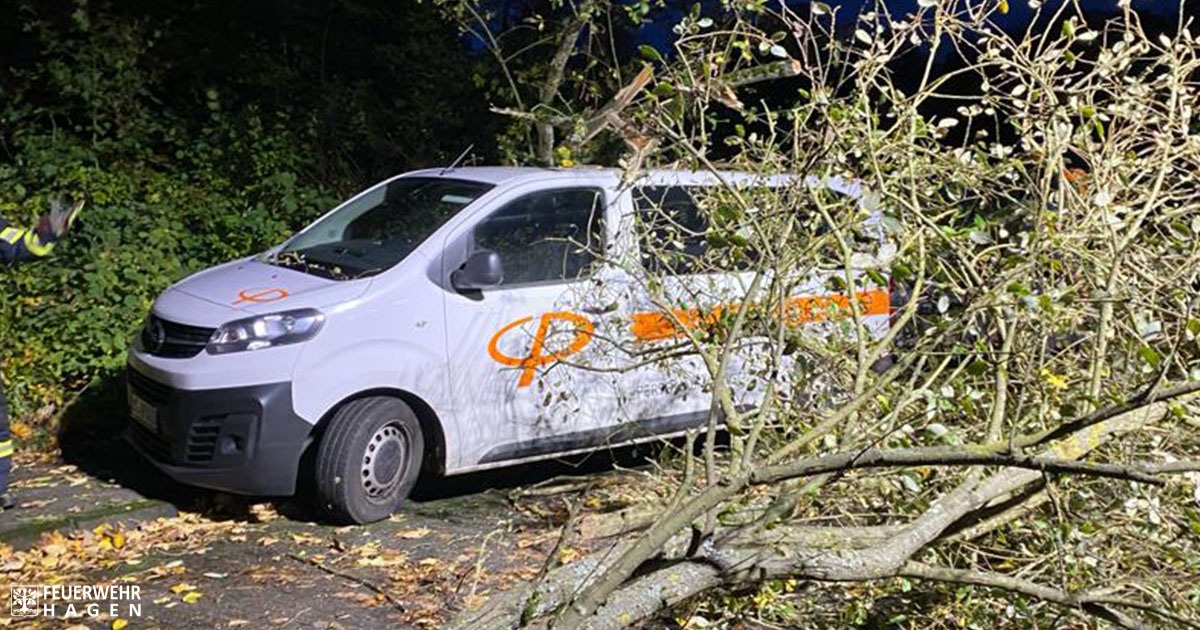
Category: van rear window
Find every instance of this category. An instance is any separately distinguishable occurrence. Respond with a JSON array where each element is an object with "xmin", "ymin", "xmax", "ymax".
[
  {"xmin": 634, "ymin": 186, "xmax": 711, "ymax": 275},
  {"xmin": 635, "ymin": 184, "xmax": 853, "ymax": 276}
]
